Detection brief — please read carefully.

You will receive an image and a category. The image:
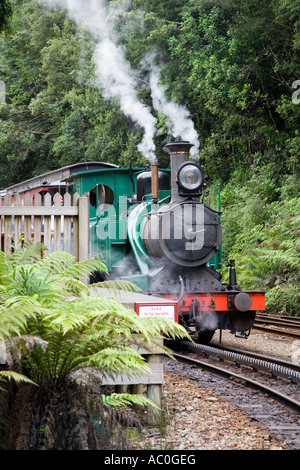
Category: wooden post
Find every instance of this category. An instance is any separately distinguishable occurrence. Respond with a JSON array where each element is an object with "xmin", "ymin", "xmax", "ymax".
[
  {"xmin": 24, "ymin": 193, "xmax": 32, "ymax": 244},
  {"xmin": 146, "ymin": 354, "xmax": 162, "ymax": 426},
  {"xmin": 14, "ymin": 193, "xmax": 22, "ymax": 250},
  {"xmin": 4, "ymin": 193, "xmax": 12, "ymax": 253},
  {"xmin": 53, "ymin": 193, "xmax": 62, "ymax": 252},
  {"xmin": 43, "ymin": 192, "xmax": 52, "ymax": 254},
  {"xmin": 78, "ymin": 195, "xmax": 89, "ymax": 262},
  {"xmin": 63, "ymin": 193, "xmax": 72, "ymax": 254},
  {"xmin": 72, "ymin": 193, "xmax": 79, "ymax": 261},
  {"xmin": 33, "ymin": 193, "xmax": 42, "ymax": 246}
]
